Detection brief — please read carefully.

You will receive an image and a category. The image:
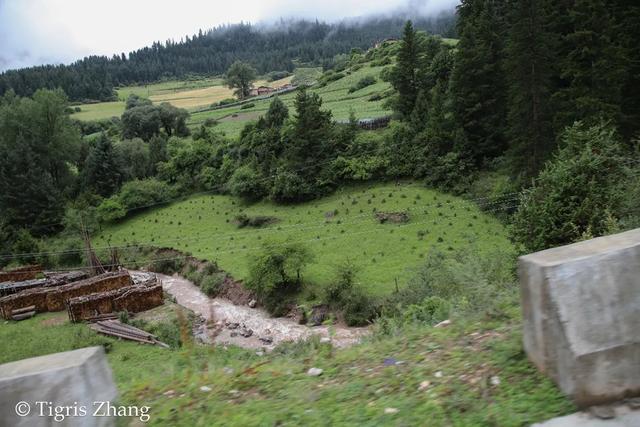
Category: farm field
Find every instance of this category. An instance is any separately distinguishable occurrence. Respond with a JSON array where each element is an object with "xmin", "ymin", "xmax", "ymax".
[
  {"xmin": 70, "ymin": 75, "xmax": 294, "ymax": 121},
  {"xmin": 96, "ymin": 182, "xmax": 514, "ymax": 296},
  {"xmin": 70, "ymin": 62, "xmax": 392, "ymax": 140},
  {"xmin": 190, "ymin": 64, "xmax": 392, "ymax": 138}
]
